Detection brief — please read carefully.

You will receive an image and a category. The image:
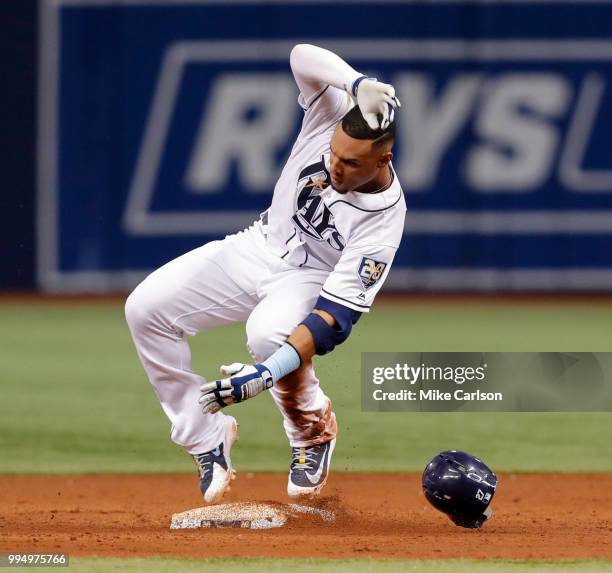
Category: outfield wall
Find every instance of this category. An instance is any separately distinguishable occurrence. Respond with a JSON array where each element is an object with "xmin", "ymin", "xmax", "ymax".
[{"xmin": 27, "ymin": 1, "xmax": 612, "ymax": 292}]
